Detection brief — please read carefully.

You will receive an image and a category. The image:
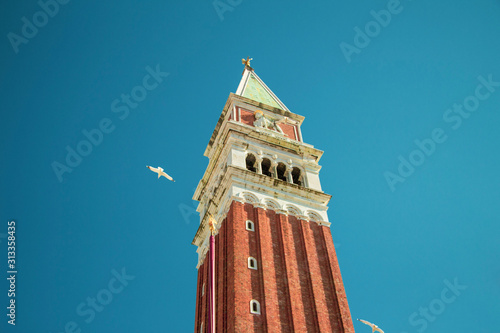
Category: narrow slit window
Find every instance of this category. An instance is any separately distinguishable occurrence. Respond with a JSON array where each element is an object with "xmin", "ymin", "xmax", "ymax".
[
  {"xmin": 246, "ymin": 220, "xmax": 255, "ymax": 231},
  {"xmin": 250, "ymin": 300, "xmax": 261, "ymax": 314},
  {"xmin": 248, "ymin": 257, "xmax": 257, "ymax": 270}
]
